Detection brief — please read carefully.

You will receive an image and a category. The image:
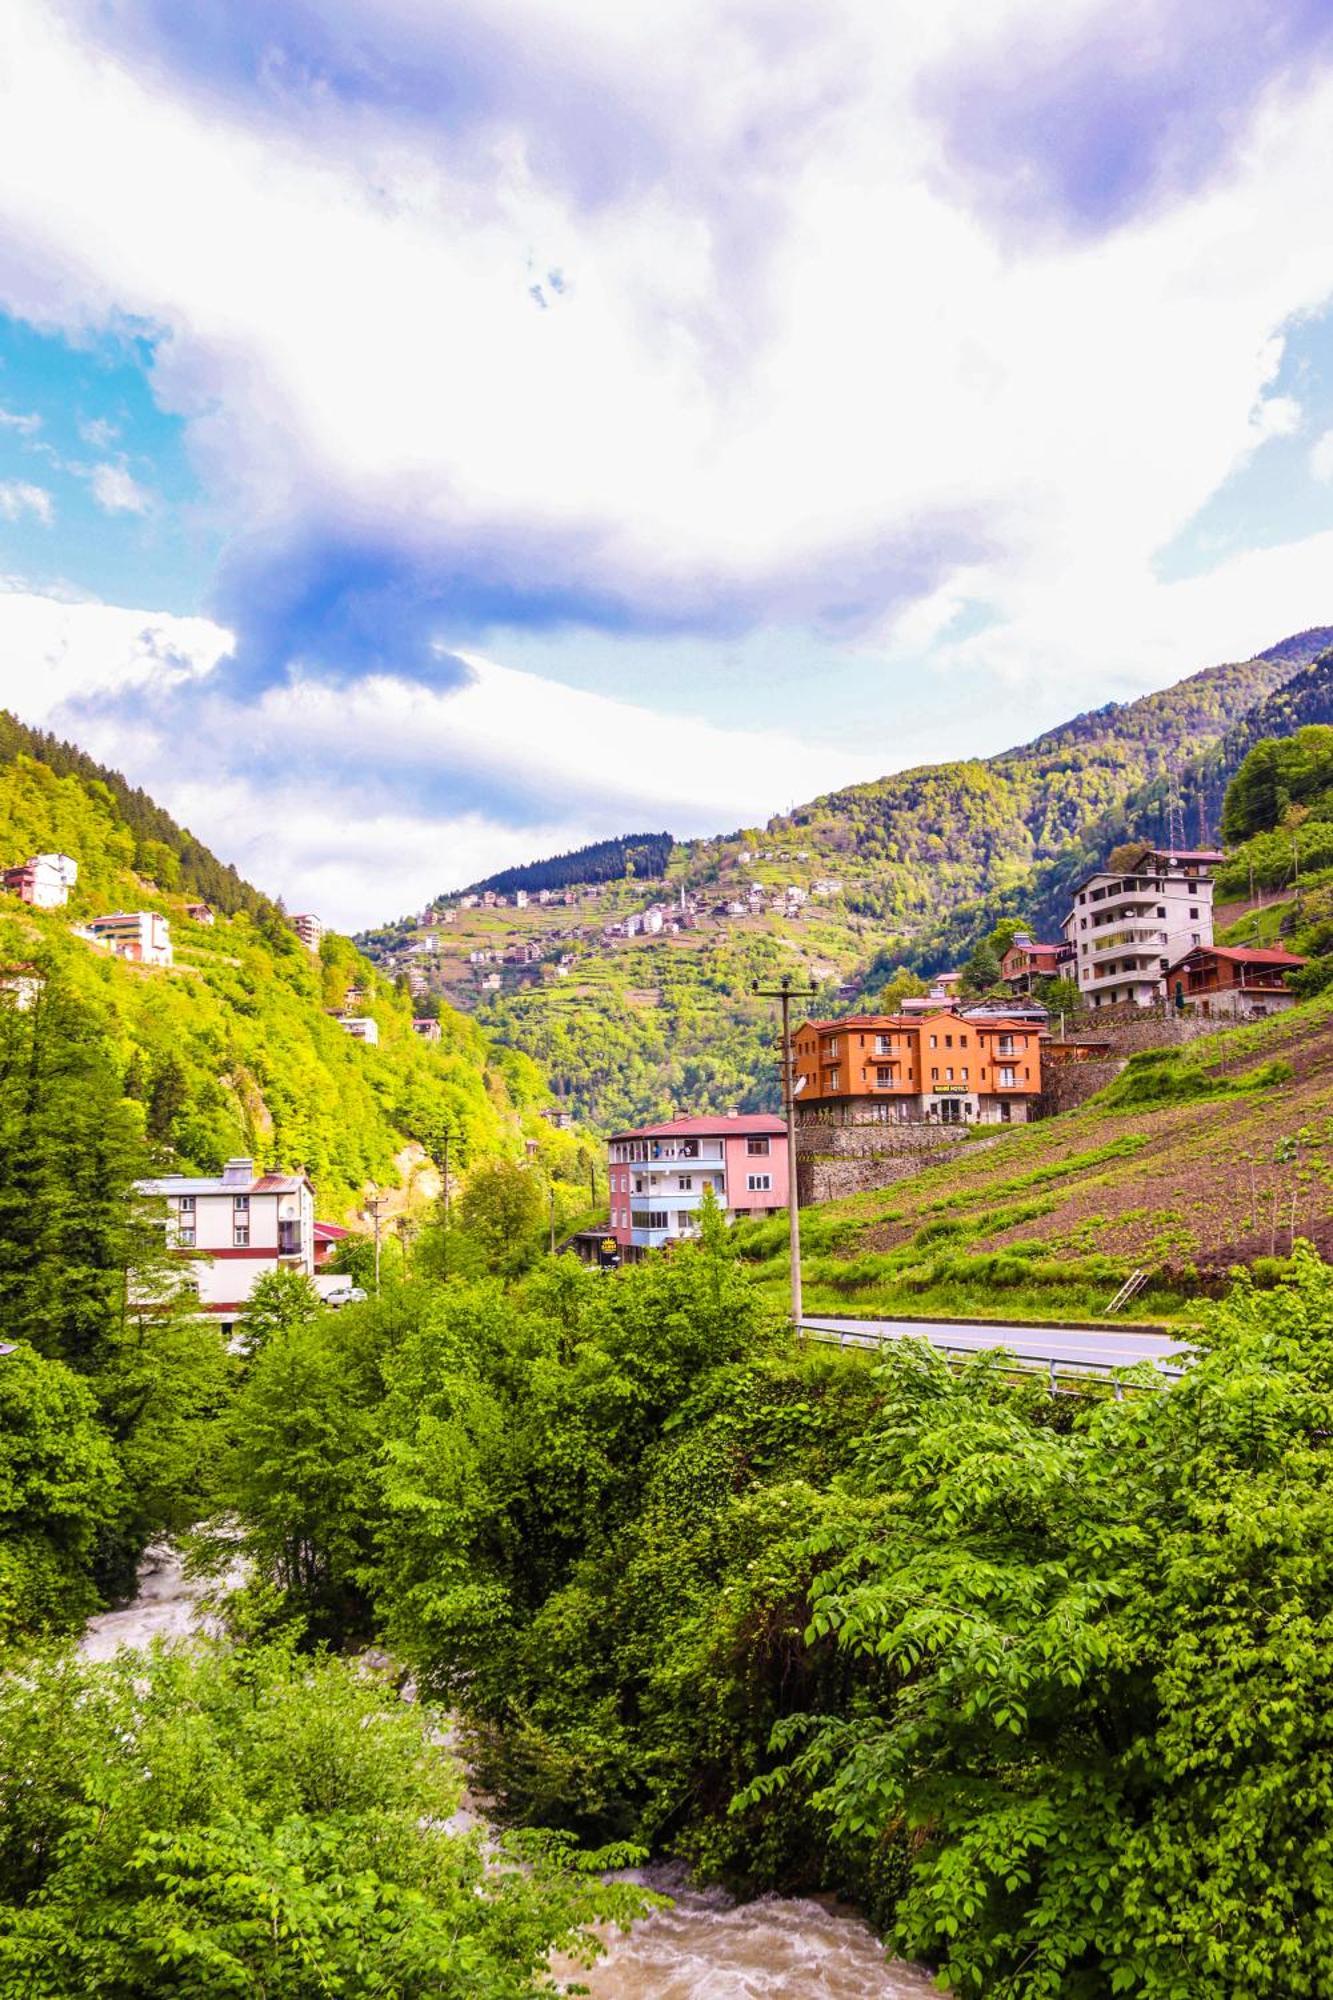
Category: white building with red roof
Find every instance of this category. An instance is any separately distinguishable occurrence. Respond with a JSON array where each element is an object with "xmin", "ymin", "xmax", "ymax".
[
  {"xmin": 605, "ymin": 1112, "xmax": 789, "ymax": 1258},
  {"xmin": 135, "ymin": 1156, "xmax": 315, "ymax": 1336}
]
